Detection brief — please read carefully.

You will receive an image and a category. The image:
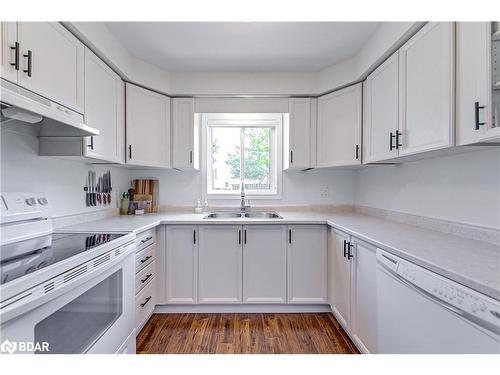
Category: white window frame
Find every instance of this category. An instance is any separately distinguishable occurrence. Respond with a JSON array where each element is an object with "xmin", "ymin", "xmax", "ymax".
[{"xmin": 201, "ymin": 113, "xmax": 283, "ymax": 200}]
